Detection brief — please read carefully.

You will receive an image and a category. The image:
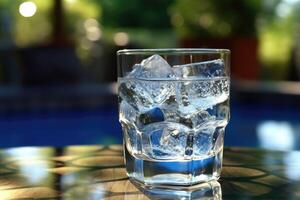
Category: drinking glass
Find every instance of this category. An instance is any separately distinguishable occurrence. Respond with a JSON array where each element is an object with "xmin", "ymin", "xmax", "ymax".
[{"xmin": 117, "ymin": 49, "xmax": 230, "ymax": 186}]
